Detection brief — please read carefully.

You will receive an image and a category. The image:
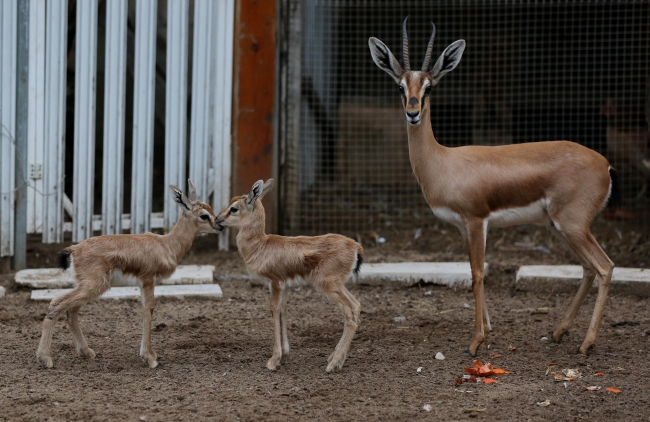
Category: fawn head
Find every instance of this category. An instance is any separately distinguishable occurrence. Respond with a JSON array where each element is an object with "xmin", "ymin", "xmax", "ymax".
[
  {"xmin": 369, "ymin": 17, "xmax": 465, "ymax": 126},
  {"xmin": 169, "ymin": 179, "xmax": 220, "ymax": 233},
  {"xmin": 215, "ymin": 179, "xmax": 275, "ymax": 230}
]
